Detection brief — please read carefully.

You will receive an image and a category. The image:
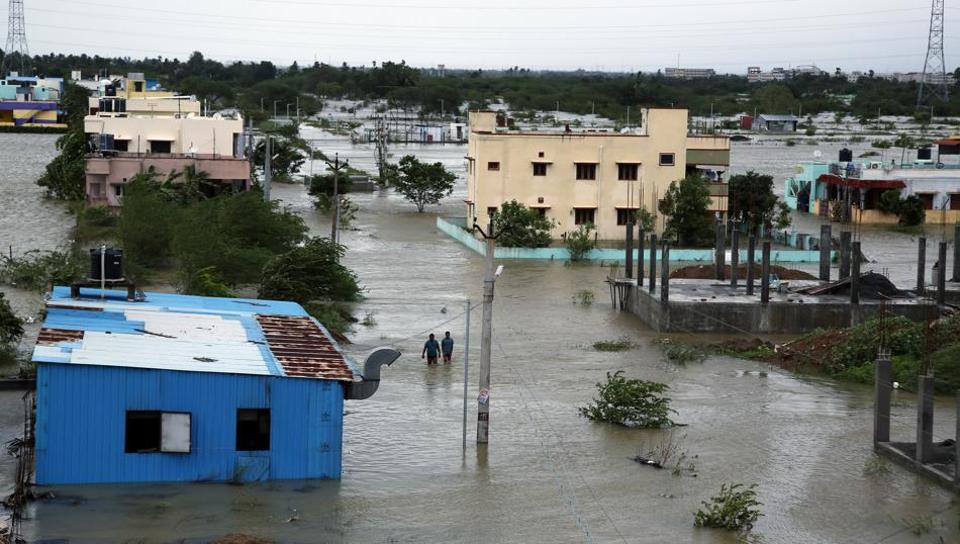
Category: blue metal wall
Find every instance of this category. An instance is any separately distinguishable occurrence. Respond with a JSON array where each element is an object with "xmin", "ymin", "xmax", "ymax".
[{"xmin": 35, "ymin": 364, "xmax": 344, "ymax": 484}]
